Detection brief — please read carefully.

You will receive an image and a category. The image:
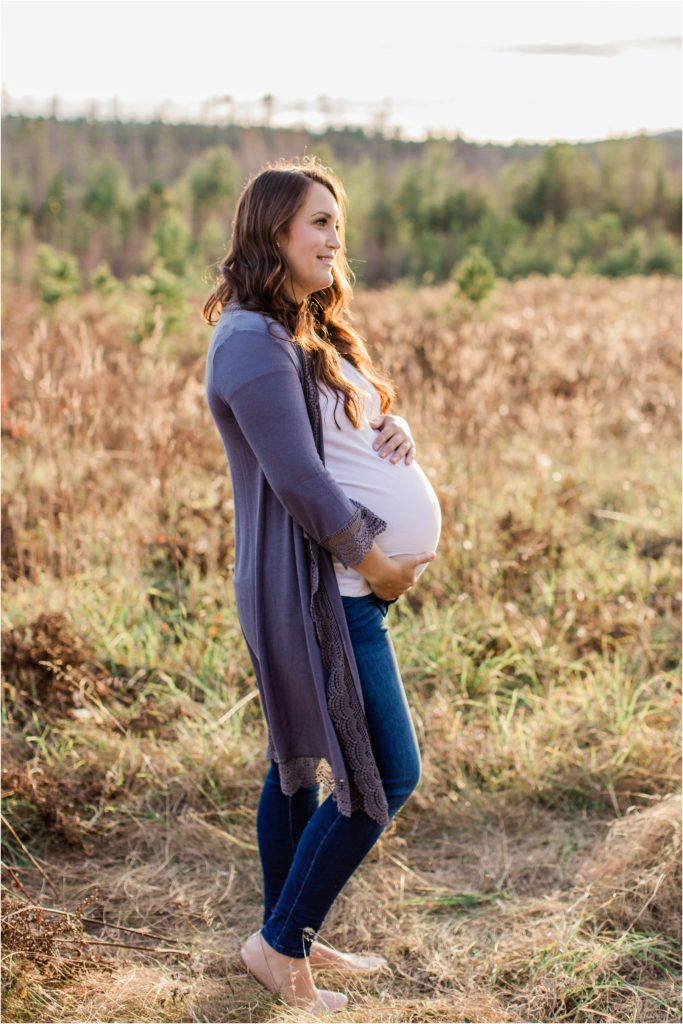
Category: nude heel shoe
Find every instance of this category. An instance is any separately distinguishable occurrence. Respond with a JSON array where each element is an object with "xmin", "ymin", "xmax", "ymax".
[
  {"xmin": 304, "ymin": 925, "xmax": 388, "ymax": 973},
  {"xmin": 240, "ymin": 930, "xmax": 349, "ymax": 1013}
]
